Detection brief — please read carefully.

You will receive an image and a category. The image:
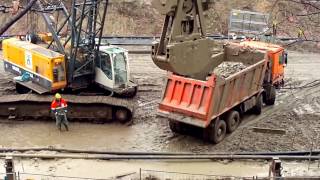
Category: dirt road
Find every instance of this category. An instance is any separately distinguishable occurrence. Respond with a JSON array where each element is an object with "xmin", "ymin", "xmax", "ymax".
[{"xmin": 0, "ymin": 50, "xmax": 320, "ymax": 153}]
